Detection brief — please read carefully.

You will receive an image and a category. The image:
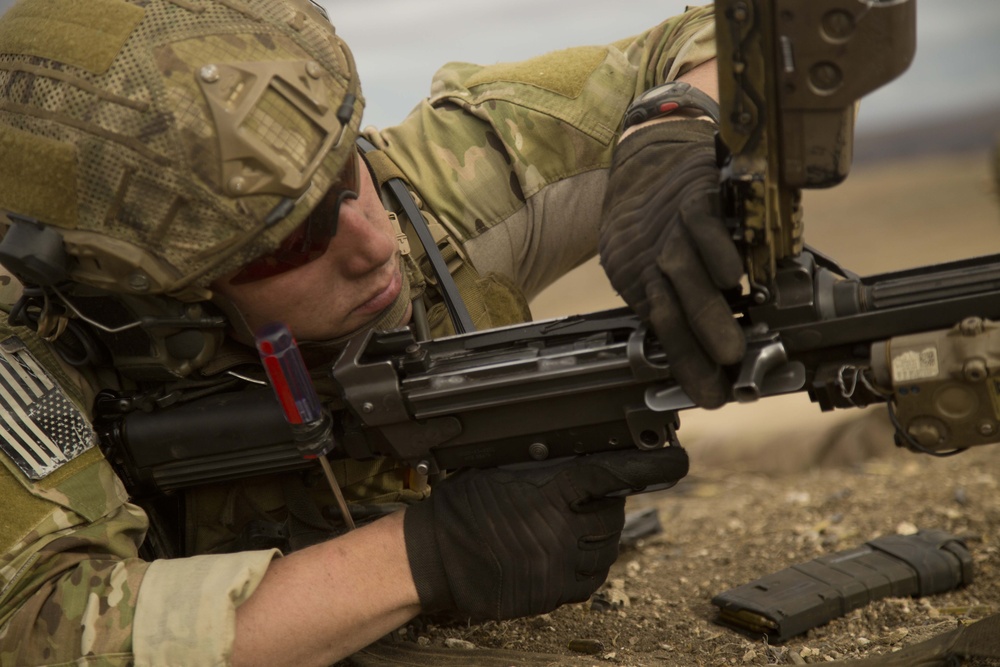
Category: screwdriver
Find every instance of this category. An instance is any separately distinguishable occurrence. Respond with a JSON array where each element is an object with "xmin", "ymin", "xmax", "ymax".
[{"xmin": 255, "ymin": 321, "xmax": 356, "ymax": 531}]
